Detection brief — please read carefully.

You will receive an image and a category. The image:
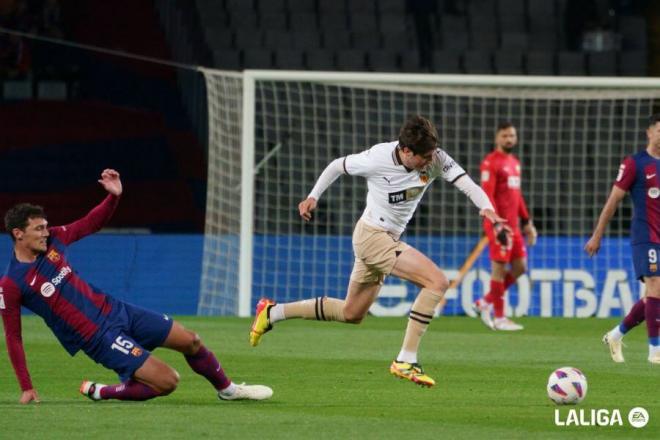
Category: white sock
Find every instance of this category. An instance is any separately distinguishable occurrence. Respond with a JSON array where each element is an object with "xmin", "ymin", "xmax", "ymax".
[
  {"xmin": 396, "ymin": 349, "xmax": 417, "ymax": 364},
  {"xmin": 609, "ymin": 325, "xmax": 624, "ymax": 341},
  {"xmin": 219, "ymin": 382, "xmax": 236, "ymax": 396},
  {"xmin": 269, "ymin": 304, "xmax": 285, "ymax": 323},
  {"xmin": 650, "ymin": 345, "xmax": 660, "ymax": 357},
  {"xmin": 93, "ymin": 384, "xmax": 105, "ymax": 400}
]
